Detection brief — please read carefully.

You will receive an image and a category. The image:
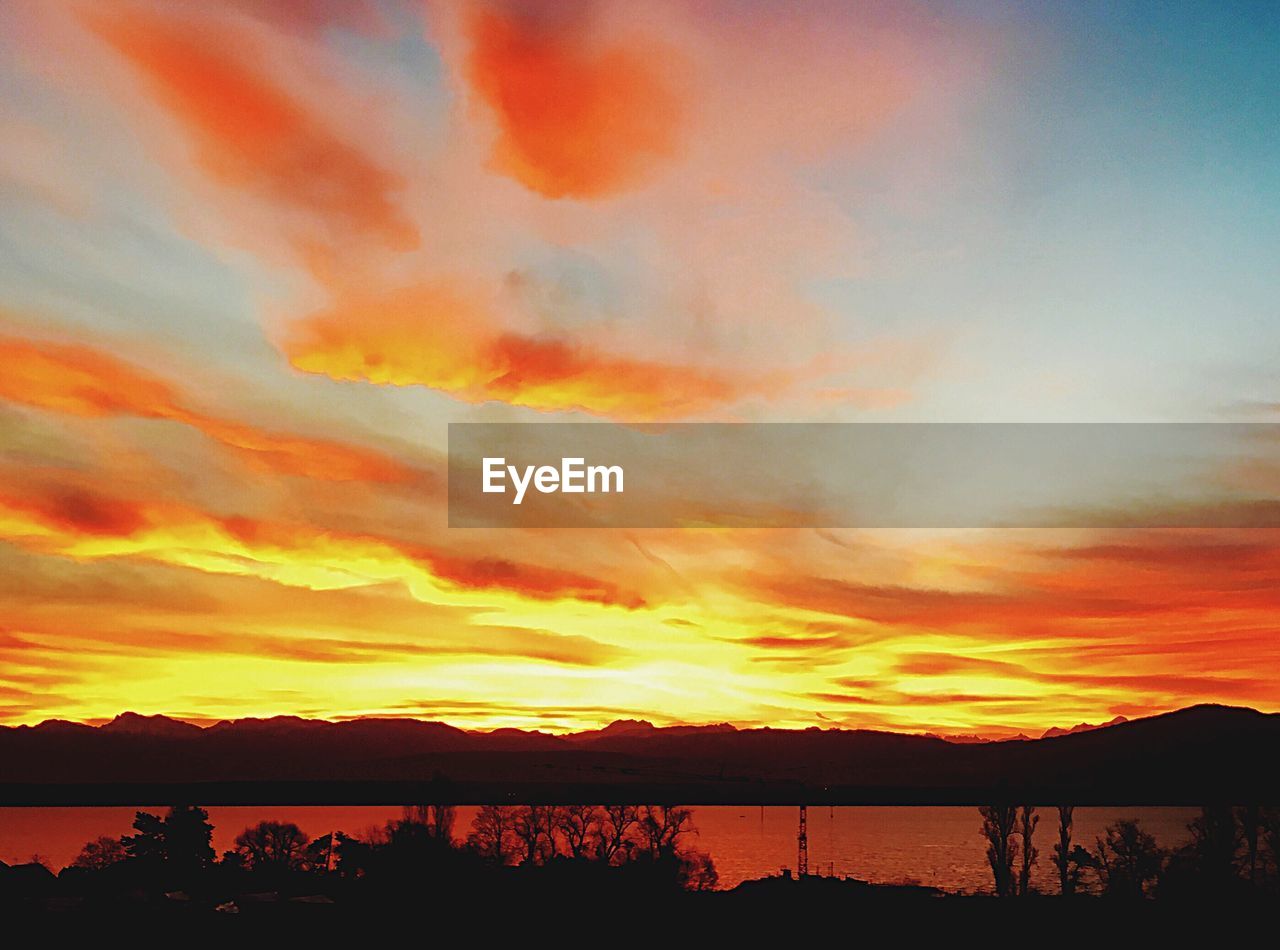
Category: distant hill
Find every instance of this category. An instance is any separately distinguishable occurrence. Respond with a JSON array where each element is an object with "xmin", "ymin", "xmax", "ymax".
[
  {"xmin": 1040, "ymin": 715, "xmax": 1128, "ymax": 740},
  {"xmin": 1, "ymin": 705, "xmax": 1276, "ymax": 805},
  {"xmin": 924, "ymin": 715, "xmax": 1130, "ymax": 744}
]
